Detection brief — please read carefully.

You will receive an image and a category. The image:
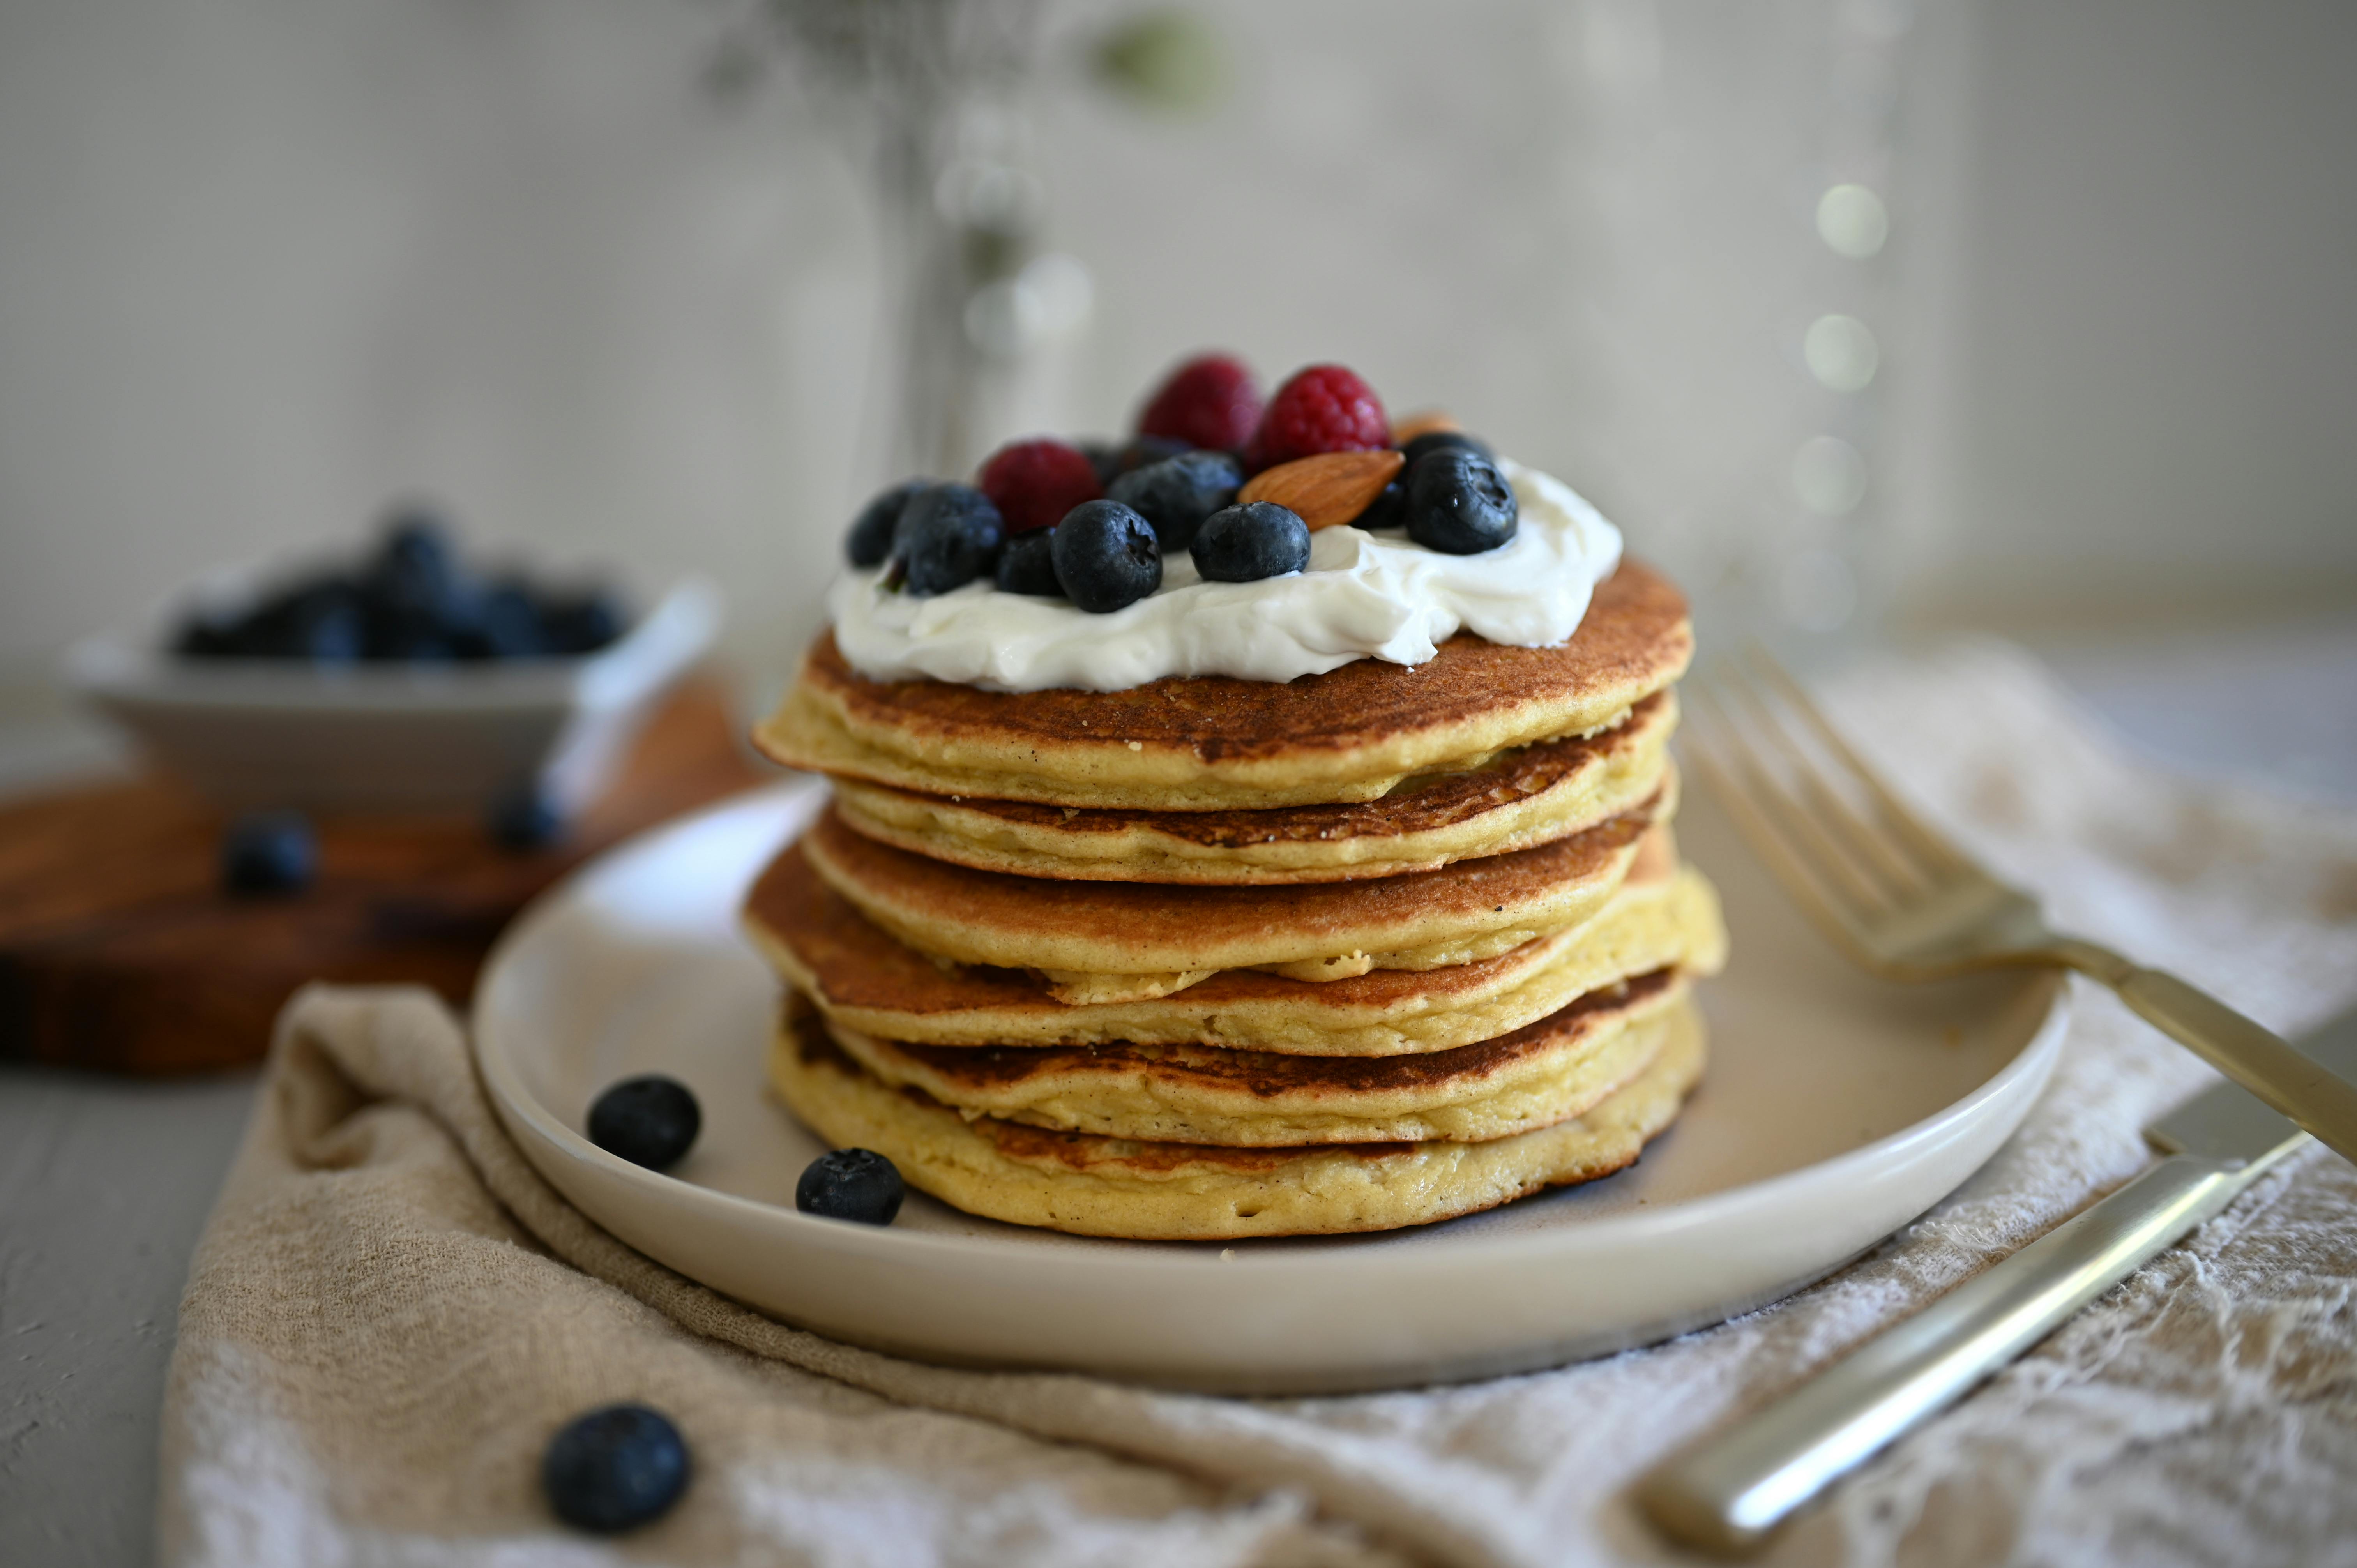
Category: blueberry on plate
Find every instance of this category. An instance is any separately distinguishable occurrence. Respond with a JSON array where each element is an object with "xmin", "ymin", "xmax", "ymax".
[
  {"xmin": 542, "ymin": 1404, "xmax": 690, "ymax": 1534},
  {"xmin": 796, "ymin": 1148, "xmax": 905, "ymax": 1225},
  {"xmin": 587, "ymin": 1076, "xmax": 701, "ymax": 1171},
  {"xmin": 1404, "ymin": 450, "xmax": 1518, "ymax": 555},
  {"xmin": 487, "ymin": 786, "xmax": 566, "ymax": 850},
  {"xmin": 891, "ymin": 484, "xmax": 1005, "ymax": 596},
  {"xmin": 994, "ymin": 529, "xmax": 1063, "ymax": 596},
  {"xmin": 845, "ymin": 479, "xmax": 926, "ymax": 569},
  {"xmin": 1051, "ymin": 500, "xmax": 1161, "ymax": 613},
  {"xmin": 1108, "ymin": 451, "xmax": 1243, "ymax": 551},
  {"xmin": 221, "ymin": 811, "xmax": 317, "ymax": 896},
  {"xmin": 1400, "ymin": 430, "xmax": 1495, "ymax": 470},
  {"xmin": 1189, "ymin": 502, "xmax": 1311, "ymax": 582}
]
